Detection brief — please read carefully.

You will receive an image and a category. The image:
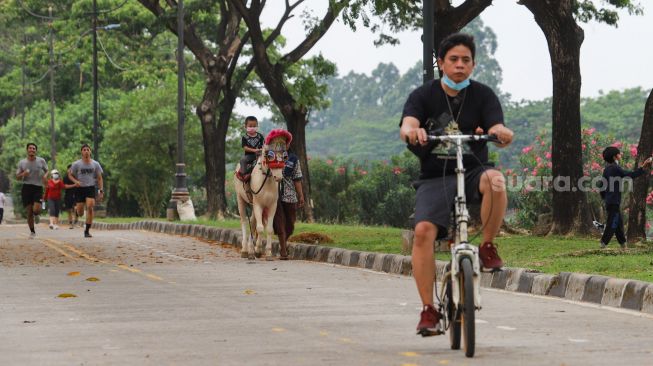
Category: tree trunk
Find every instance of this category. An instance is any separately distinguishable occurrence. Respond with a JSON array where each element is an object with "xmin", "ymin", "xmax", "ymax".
[
  {"xmin": 197, "ymin": 80, "xmax": 233, "ymax": 220},
  {"xmin": 626, "ymin": 89, "xmax": 653, "ymax": 242},
  {"xmin": 522, "ymin": 0, "xmax": 591, "ymax": 235},
  {"xmin": 136, "ymin": 0, "xmax": 248, "ymax": 220},
  {"xmin": 285, "ymin": 108, "xmax": 314, "ymax": 222},
  {"xmin": 432, "ymin": 0, "xmax": 492, "ymax": 64}
]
